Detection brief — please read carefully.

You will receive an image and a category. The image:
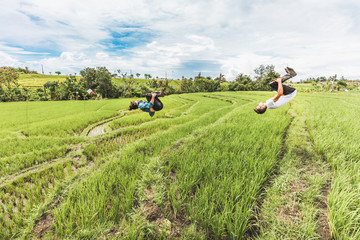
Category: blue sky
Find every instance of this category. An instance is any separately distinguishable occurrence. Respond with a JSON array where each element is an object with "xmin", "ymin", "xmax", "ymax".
[{"xmin": 1, "ymin": 0, "xmax": 360, "ymax": 80}]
